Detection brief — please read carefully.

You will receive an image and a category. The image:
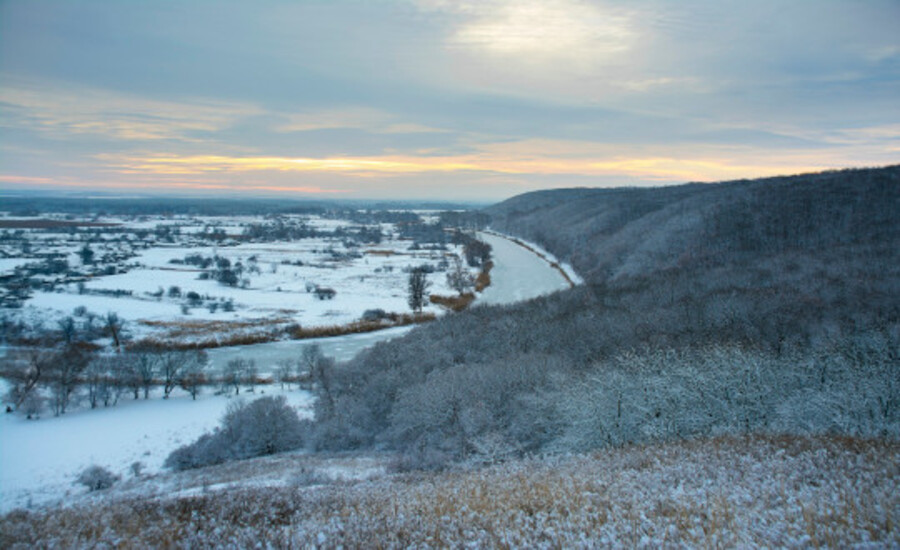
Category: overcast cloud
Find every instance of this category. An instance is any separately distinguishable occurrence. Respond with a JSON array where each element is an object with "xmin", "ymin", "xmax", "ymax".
[{"xmin": 1, "ymin": 0, "xmax": 898, "ymax": 200}]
